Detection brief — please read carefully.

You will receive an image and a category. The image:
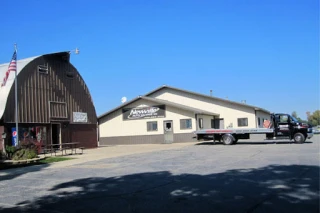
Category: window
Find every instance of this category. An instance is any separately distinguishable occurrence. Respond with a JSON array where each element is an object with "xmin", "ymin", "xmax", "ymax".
[
  {"xmin": 165, "ymin": 122, "xmax": 172, "ymax": 131},
  {"xmin": 258, "ymin": 117, "xmax": 261, "ymax": 126},
  {"xmin": 279, "ymin": 115, "xmax": 289, "ymax": 123},
  {"xmin": 17, "ymin": 126, "xmax": 47, "ymax": 144},
  {"xmin": 66, "ymin": 70, "xmax": 74, "ymax": 79},
  {"xmin": 38, "ymin": 65, "xmax": 48, "ymax": 74},
  {"xmin": 198, "ymin": 118, "xmax": 203, "ymax": 129},
  {"xmin": 180, "ymin": 119, "xmax": 192, "ymax": 129},
  {"xmin": 289, "ymin": 115, "xmax": 298, "ymax": 123},
  {"xmin": 238, "ymin": 118, "xmax": 248, "ymax": 127},
  {"xmin": 147, "ymin": 121, "xmax": 158, "ymax": 131}
]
